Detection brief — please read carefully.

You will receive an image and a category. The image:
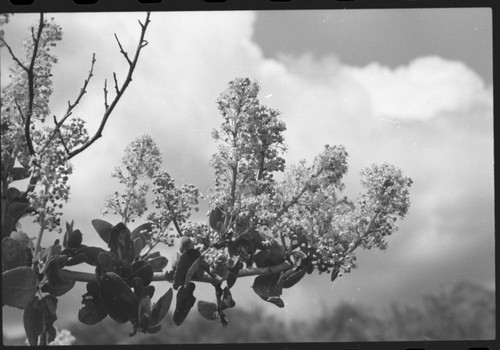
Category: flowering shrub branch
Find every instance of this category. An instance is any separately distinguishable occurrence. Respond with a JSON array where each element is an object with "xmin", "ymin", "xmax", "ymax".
[
  {"xmin": 1, "ymin": 12, "xmax": 152, "ymax": 345},
  {"xmin": 2, "ymin": 14, "xmax": 412, "ymax": 344}
]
